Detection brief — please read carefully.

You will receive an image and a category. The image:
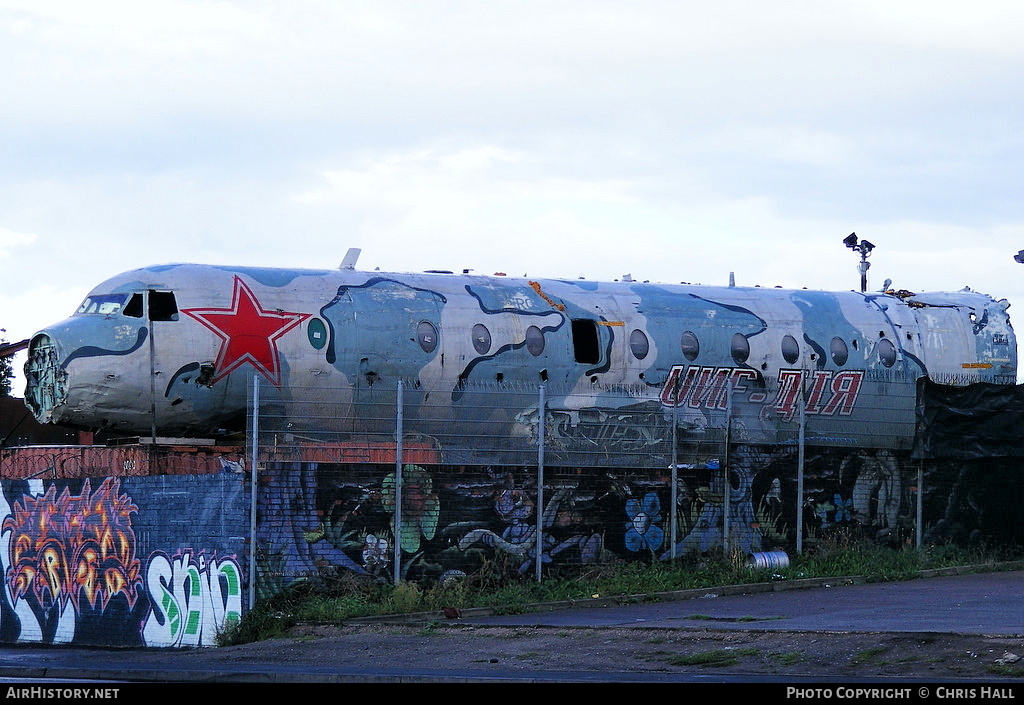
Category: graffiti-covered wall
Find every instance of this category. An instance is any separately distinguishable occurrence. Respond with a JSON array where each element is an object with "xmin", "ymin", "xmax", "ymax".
[
  {"xmin": 0, "ymin": 473, "xmax": 248, "ymax": 647},
  {"xmin": 256, "ymin": 444, "xmax": 1014, "ymax": 594},
  {"xmin": 0, "ymin": 444, "xmax": 1019, "ymax": 647}
]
